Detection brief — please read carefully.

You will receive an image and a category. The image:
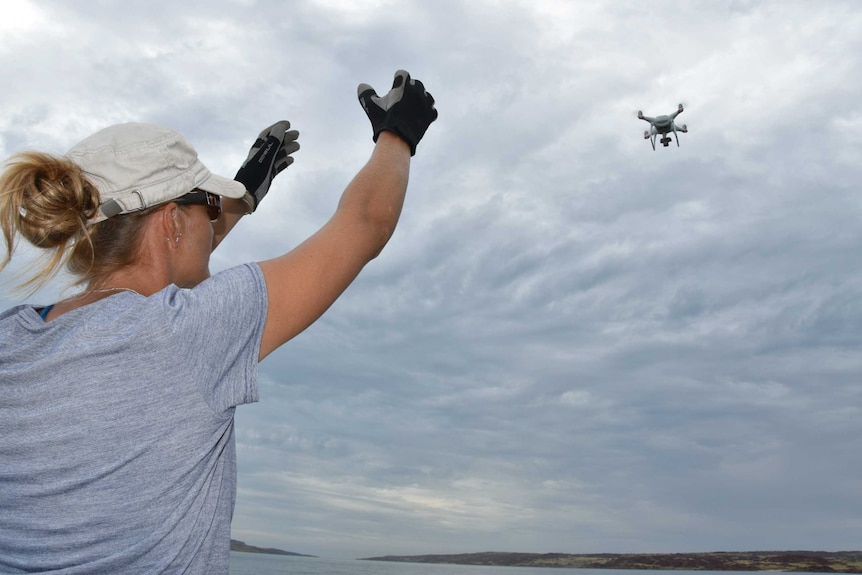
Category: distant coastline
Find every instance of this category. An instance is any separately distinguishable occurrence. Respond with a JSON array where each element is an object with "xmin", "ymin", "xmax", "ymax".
[
  {"xmin": 360, "ymin": 551, "xmax": 862, "ymax": 573},
  {"xmin": 229, "ymin": 539, "xmax": 316, "ymax": 558}
]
